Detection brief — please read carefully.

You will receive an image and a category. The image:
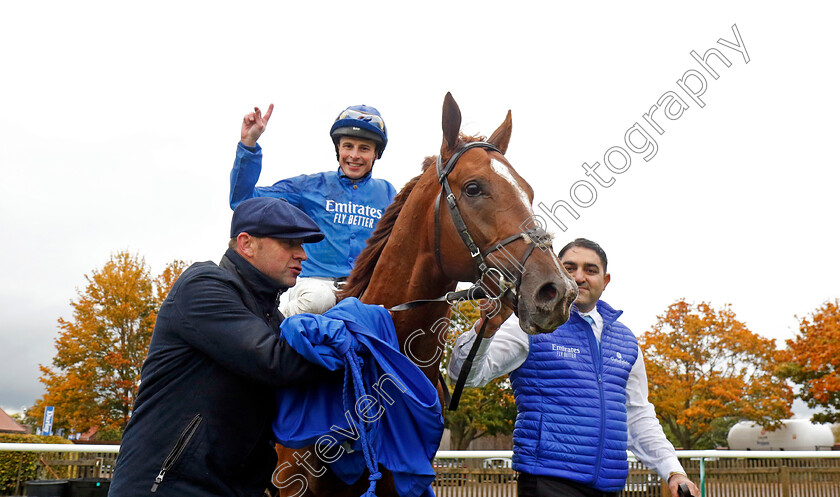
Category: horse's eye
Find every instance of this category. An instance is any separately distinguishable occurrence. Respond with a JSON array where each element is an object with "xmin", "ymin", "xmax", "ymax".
[{"xmin": 464, "ymin": 182, "xmax": 482, "ymax": 197}]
